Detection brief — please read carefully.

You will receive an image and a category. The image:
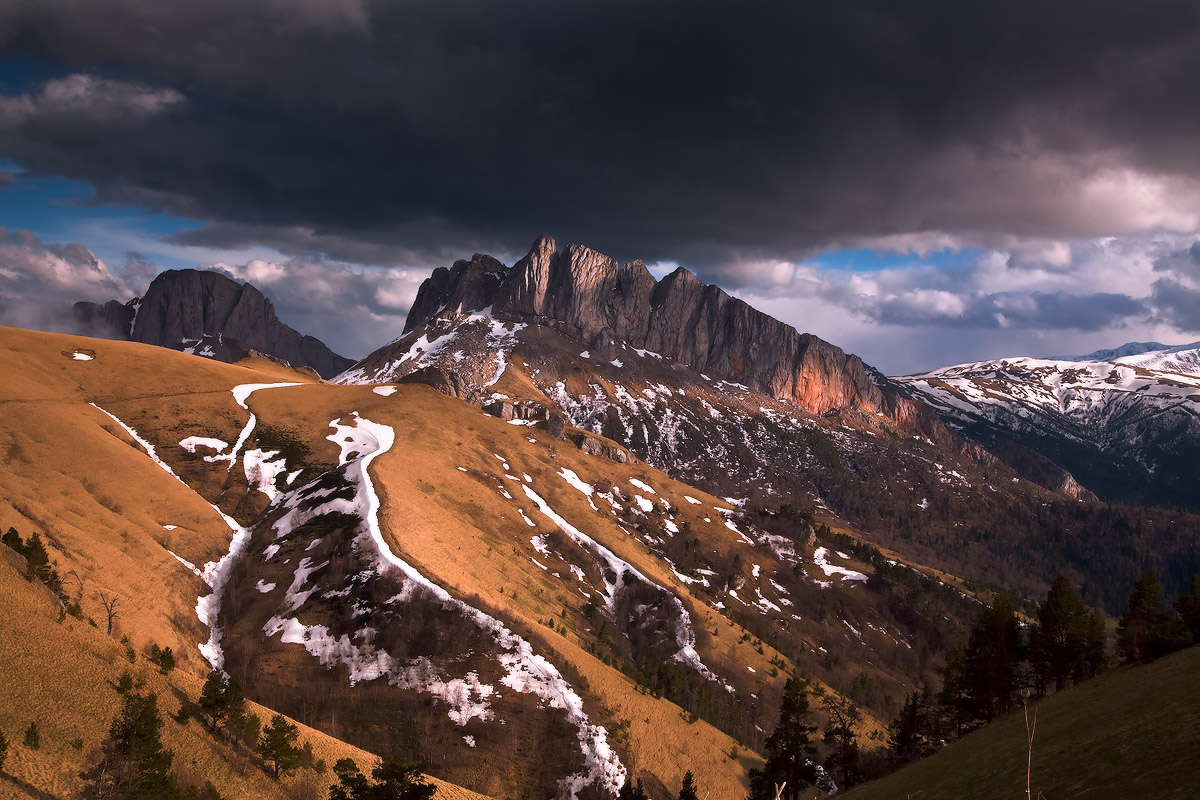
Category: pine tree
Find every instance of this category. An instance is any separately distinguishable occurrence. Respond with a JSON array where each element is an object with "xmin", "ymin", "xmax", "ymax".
[
  {"xmin": 231, "ymin": 711, "xmax": 261, "ymax": 751},
  {"xmin": 0, "ymin": 729, "xmax": 8, "ymax": 773},
  {"xmin": 1174, "ymin": 574, "xmax": 1200, "ymax": 643},
  {"xmin": 1117, "ymin": 570, "xmax": 1167, "ymax": 663},
  {"xmin": 887, "ymin": 688, "xmax": 939, "ymax": 764},
  {"xmin": 23, "ymin": 532, "xmax": 49, "ymax": 581},
  {"xmin": 80, "ymin": 691, "xmax": 178, "ymax": 800},
  {"xmin": 257, "ymin": 715, "xmax": 302, "ymax": 779},
  {"xmin": 943, "ymin": 592, "xmax": 1024, "ymax": 728},
  {"xmin": 1031, "ymin": 574, "xmax": 1089, "ymax": 692},
  {"xmin": 197, "ymin": 670, "xmax": 230, "ymax": 733},
  {"xmin": 23, "ymin": 721, "xmax": 39, "ymax": 749},
  {"xmin": 820, "ymin": 691, "xmax": 862, "ymax": 789},
  {"xmin": 677, "ymin": 770, "xmax": 699, "ymax": 800},
  {"xmin": 1, "ymin": 526, "xmax": 22, "ymax": 552},
  {"xmin": 617, "ymin": 776, "xmax": 649, "ymax": 800},
  {"xmin": 370, "ymin": 758, "xmax": 437, "ymax": 800},
  {"xmin": 330, "ymin": 758, "xmax": 371, "ymax": 800},
  {"xmin": 748, "ymin": 675, "xmax": 818, "ymax": 800},
  {"xmin": 937, "ymin": 642, "xmax": 973, "ymax": 737},
  {"xmin": 149, "ymin": 644, "xmax": 176, "ymax": 674},
  {"xmin": 329, "ymin": 756, "xmax": 435, "ymax": 800},
  {"xmin": 224, "ymin": 676, "xmax": 248, "ymax": 745}
]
